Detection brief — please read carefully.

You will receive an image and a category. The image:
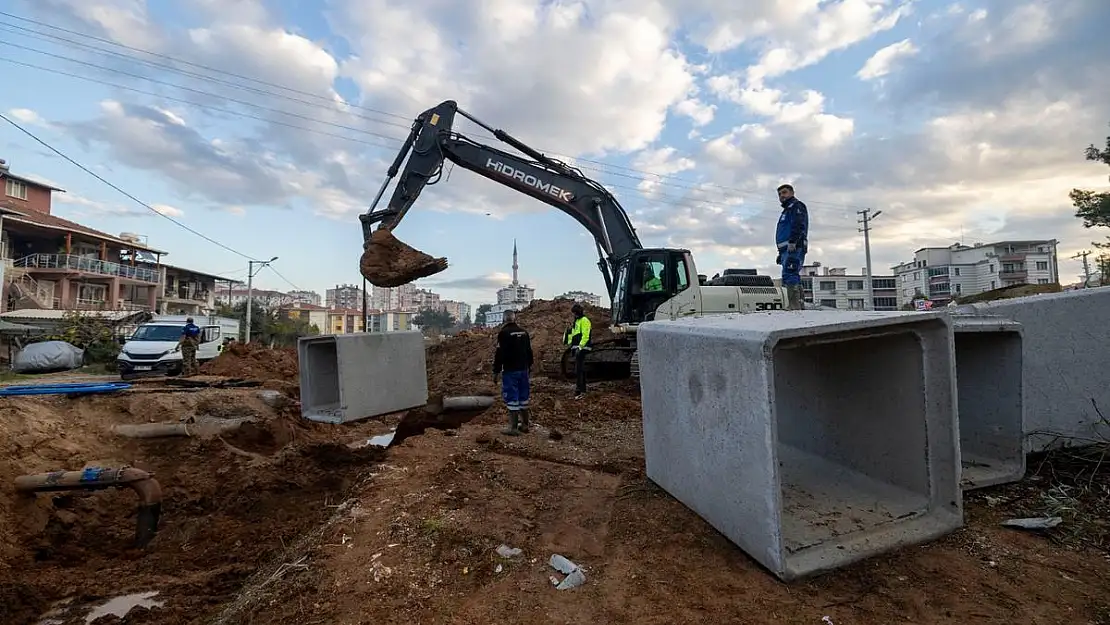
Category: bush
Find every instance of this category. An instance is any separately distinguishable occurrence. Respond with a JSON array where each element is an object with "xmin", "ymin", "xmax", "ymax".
[{"xmin": 44, "ymin": 311, "xmax": 121, "ymax": 364}]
